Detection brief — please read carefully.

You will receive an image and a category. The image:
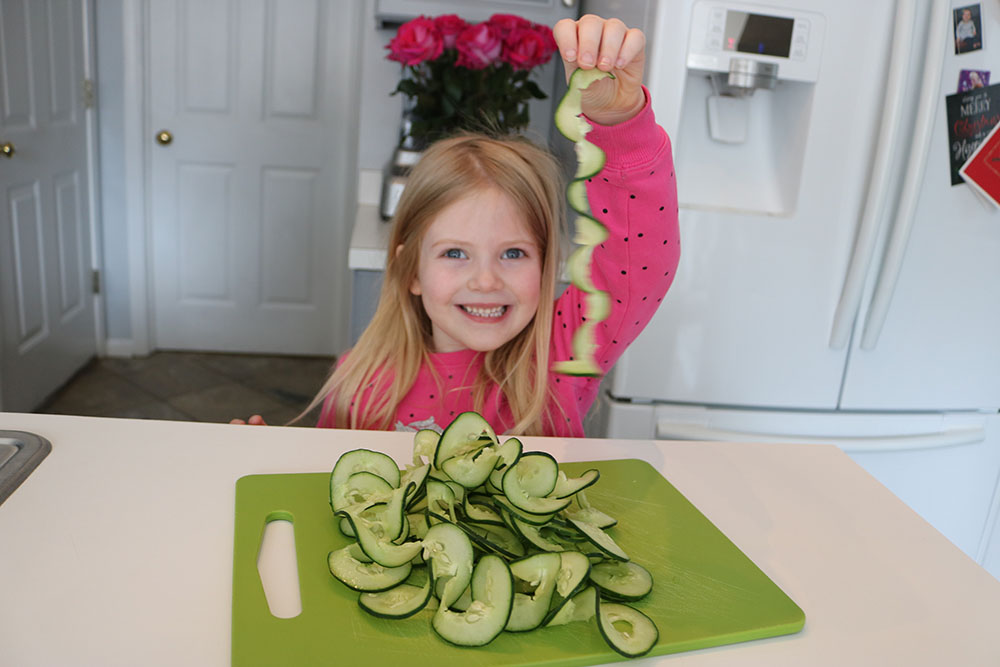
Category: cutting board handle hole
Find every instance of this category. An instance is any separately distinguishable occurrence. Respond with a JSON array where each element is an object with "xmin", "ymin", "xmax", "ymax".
[{"xmin": 257, "ymin": 512, "xmax": 302, "ymax": 619}]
